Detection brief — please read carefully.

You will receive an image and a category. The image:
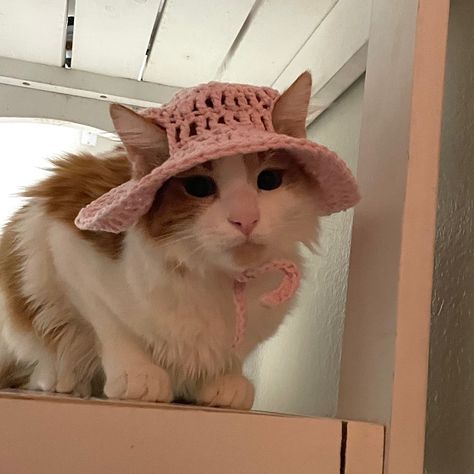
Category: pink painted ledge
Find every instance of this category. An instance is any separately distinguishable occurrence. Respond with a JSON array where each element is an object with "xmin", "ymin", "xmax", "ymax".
[{"xmin": 0, "ymin": 388, "xmax": 384, "ymax": 474}]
